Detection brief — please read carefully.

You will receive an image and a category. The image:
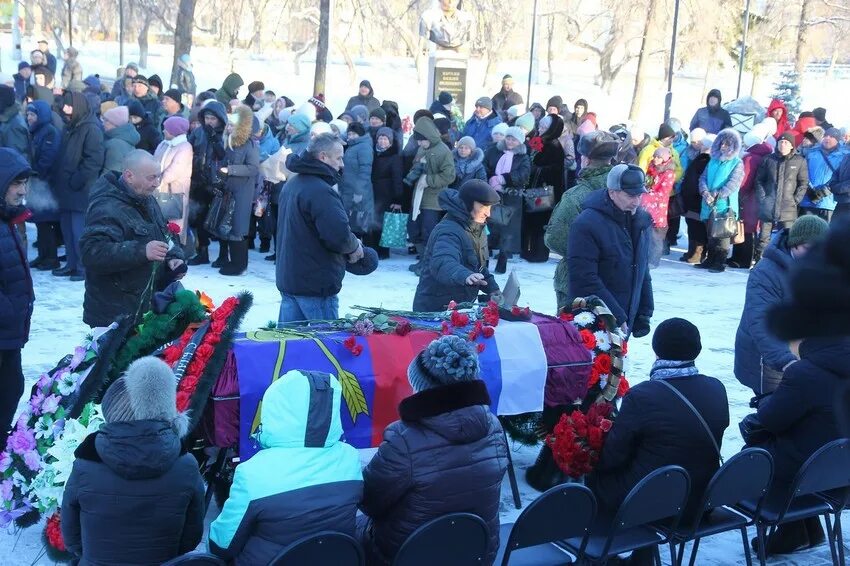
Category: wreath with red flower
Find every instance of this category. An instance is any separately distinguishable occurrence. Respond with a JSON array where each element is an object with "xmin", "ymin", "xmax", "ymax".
[
  {"xmin": 545, "ymin": 402, "xmax": 615, "ymax": 479},
  {"xmin": 42, "ymin": 511, "xmax": 73, "ymax": 562}
]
